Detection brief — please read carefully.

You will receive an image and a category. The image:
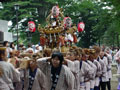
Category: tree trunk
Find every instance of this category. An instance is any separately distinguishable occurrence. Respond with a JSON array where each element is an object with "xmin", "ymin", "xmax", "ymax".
[{"xmin": 117, "ymin": 33, "xmax": 119, "ymax": 47}]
